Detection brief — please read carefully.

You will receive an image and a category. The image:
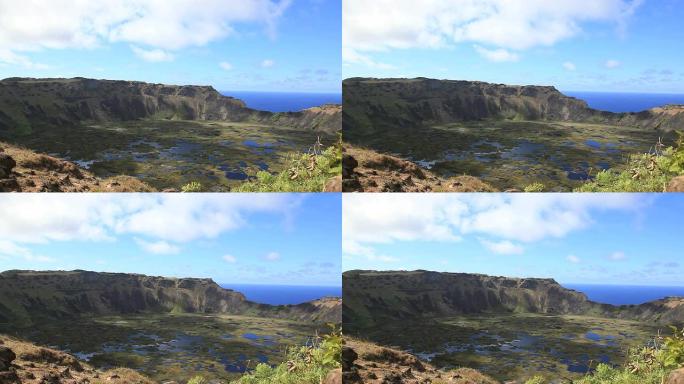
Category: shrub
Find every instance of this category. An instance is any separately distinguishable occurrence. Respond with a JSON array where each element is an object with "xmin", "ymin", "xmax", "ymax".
[
  {"xmin": 228, "ymin": 325, "xmax": 341, "ymax": 384},
  {"xmin": 233, "ymin": 137, "xmax": 341, "ymax": 192},
  {"xmin": 523, "ymin": 183, "xmax": 545, "ymax": 192},
  {"xmin": 181, "ymin": 181, "xmax": 203, "ymax": 192},
  {"xmin": 576, "ymin": 133, "xmax": 684, "ymax": 192}
]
